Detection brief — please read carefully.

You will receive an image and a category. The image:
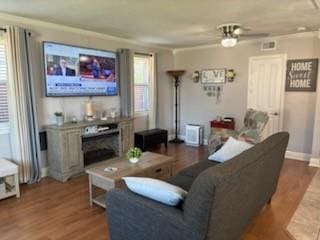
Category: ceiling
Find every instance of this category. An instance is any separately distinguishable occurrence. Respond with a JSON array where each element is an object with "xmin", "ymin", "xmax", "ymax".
[{"xmin": 0, "ymin": 0, "xmax": 319, "ymax": 48}]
